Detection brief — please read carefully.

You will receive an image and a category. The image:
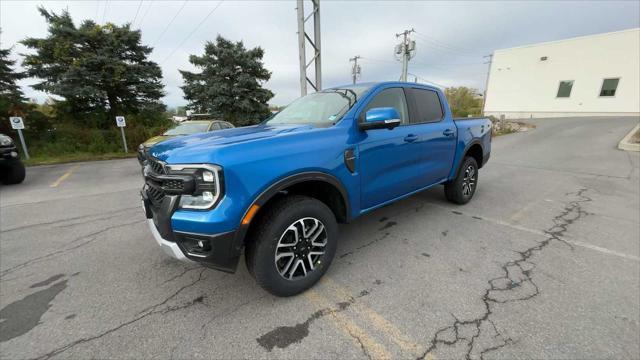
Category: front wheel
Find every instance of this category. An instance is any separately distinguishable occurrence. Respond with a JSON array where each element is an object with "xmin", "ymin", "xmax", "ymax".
[
  {"xmin": 246, "ymin": 195, "xmax": 338, "ymax": 297},
  {"xmin": 444, "ymin": 156, "xmax": 478, "ymax": 205}
]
